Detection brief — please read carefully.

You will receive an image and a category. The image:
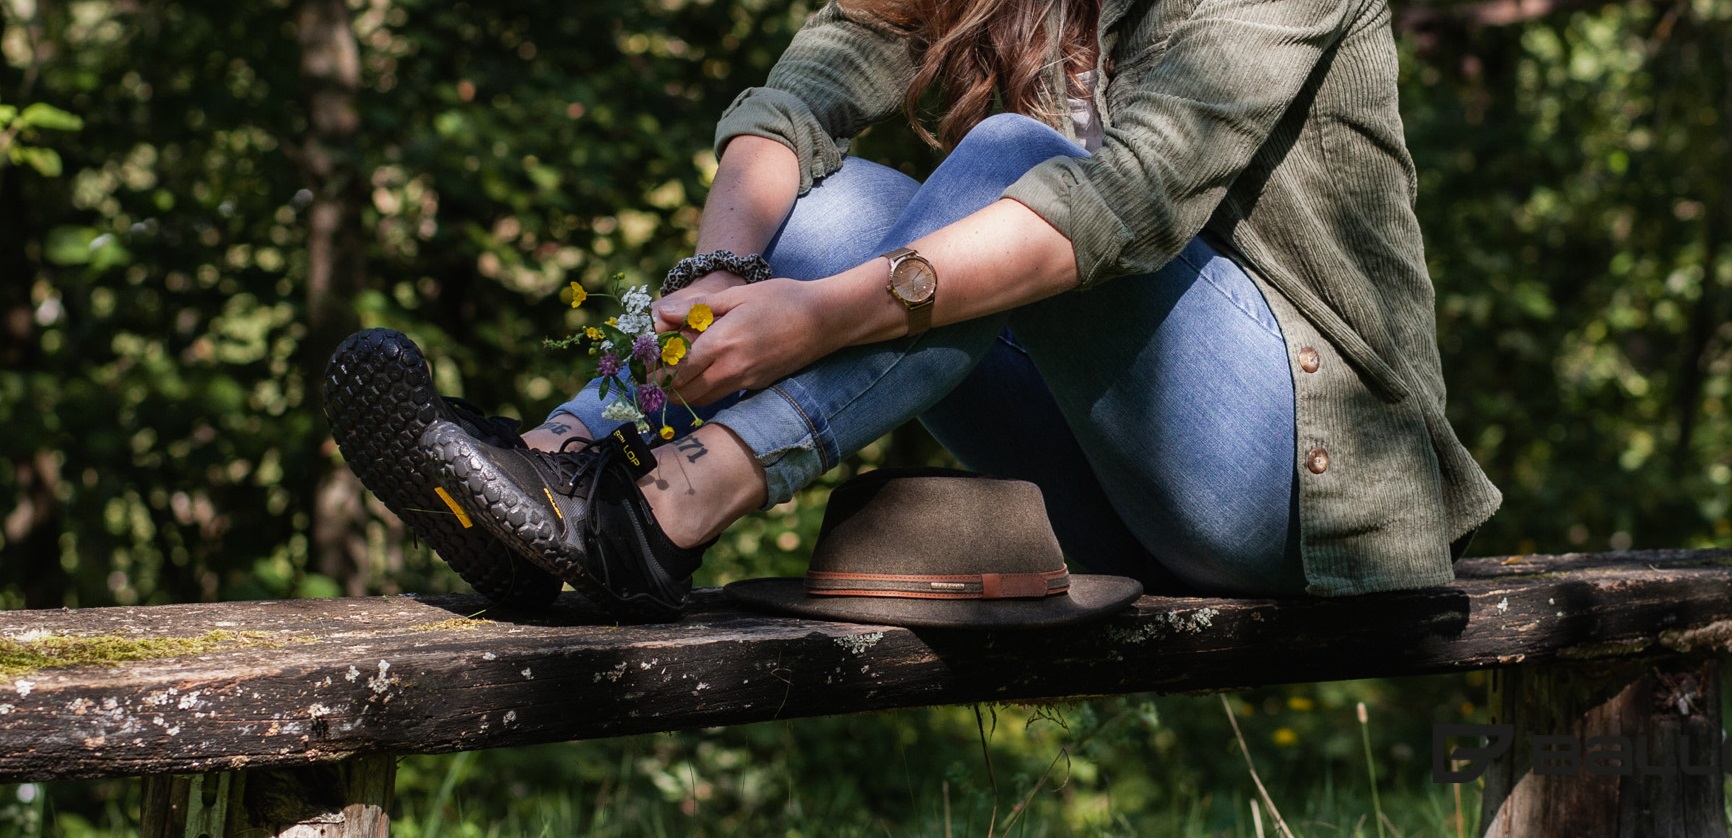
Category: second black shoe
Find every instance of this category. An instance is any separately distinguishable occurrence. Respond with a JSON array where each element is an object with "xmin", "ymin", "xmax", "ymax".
[{"xmin": 421, "ymin": 421, "xmax": 707, "ymax": 622}]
